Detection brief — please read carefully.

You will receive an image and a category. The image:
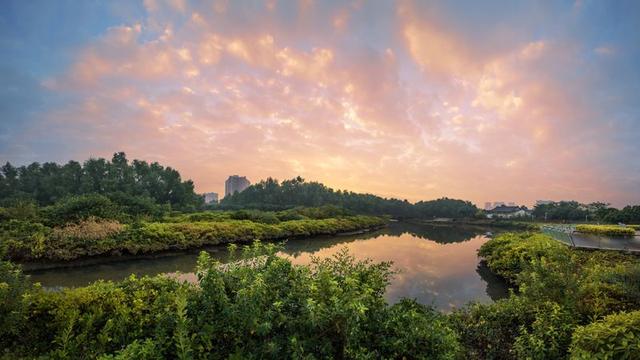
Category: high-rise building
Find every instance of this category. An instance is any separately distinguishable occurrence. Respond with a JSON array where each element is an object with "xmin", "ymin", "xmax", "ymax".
[
  {"xmin": 225, "ymin": 175, "xmax": 251, "ymax": 197},
  {"xmin": 203, "ymin": 192, "xmax": 219, "ymax": 204}
]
